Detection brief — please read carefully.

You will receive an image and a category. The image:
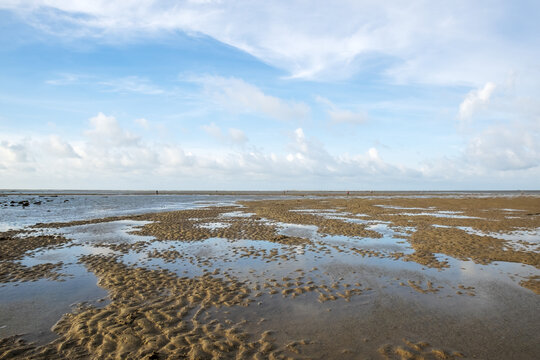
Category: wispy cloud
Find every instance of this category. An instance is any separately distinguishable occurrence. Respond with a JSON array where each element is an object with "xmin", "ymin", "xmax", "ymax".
[
  {"xmin": 7, "ymin": 1, "xmax": 538, "ymax": 84},
  {"xmin": 98, "ymin": 76, "xmax": 165, "ymax": 95},
  {"xmin": 458, "ymin": 82, "xmax": 496, "ymax": 121},
  {"xmin": 202, "ymin": 122, "xmax": 248, "ymax": 146},
  {"xmin": 46, "ymin": 73, "xmax": 166, "ymax": 95},
  {"xmin": 193, "ymin": 75, "xmax": 310, "ymax": 121},
  {"xmin": 45, "ymin": 73, "xmax": 86, "ymax": 85},
  {"xmin": 316, "ymin": 96, "xmax": 367, "ymax": 125},
  {"xmin": 134, "ymin": 118, "xmax": 150, "ymax": 129}
]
